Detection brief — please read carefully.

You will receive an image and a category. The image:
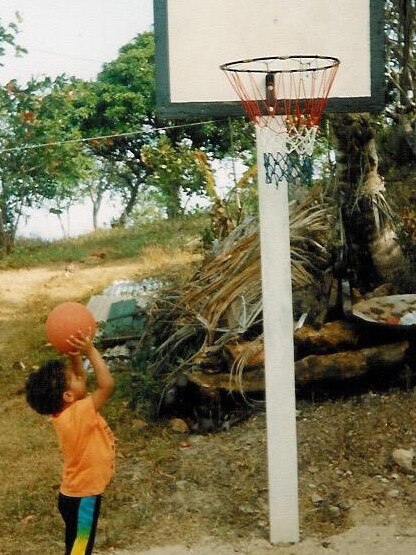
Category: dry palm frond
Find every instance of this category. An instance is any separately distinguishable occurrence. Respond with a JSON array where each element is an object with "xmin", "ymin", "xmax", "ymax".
[
  {"xmin": 228, "ymin": 335, "xmax": 265, "ymax": 407},
  {"xmin": 151, "ymin": 185, "xmax": 336, "ymax": 397},
  {"xmin": 349, "ymin": 170, "xmax": 404, "ymax": 280},
  {"xmin": 181, "ymin": 186, "xmax": 334, "ymax": 332},
  {"xmin": 138, "ymin": 184, "xmax": 338, "ymax": 411},
  {"xmin": 353, "ymin": 170, "xmax": 398, "ymax": 232}
]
